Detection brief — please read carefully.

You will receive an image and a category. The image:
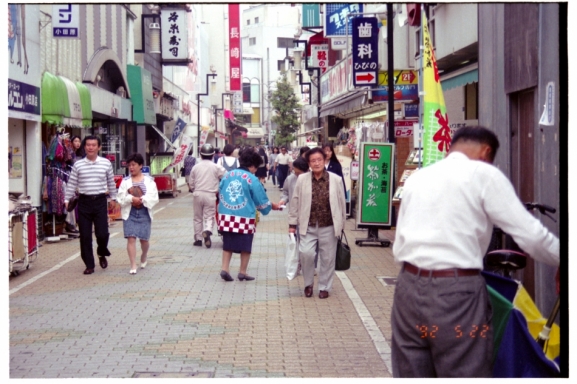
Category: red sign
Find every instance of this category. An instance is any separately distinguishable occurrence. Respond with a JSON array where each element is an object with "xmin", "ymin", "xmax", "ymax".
[
  {"xmin": 386, "ymin": 120, "xmax": 417, "ymax": 137},
  {"xmin": 228, "ymin": 4, "xmax": 241, "ymax": 91},
  {"xmin": 355, "ymin": 72, "xmax": 375, "ymax": 84},
  {"xmin": 368, "ymin": 148, "xmax": 381, "ymax": 161}
]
